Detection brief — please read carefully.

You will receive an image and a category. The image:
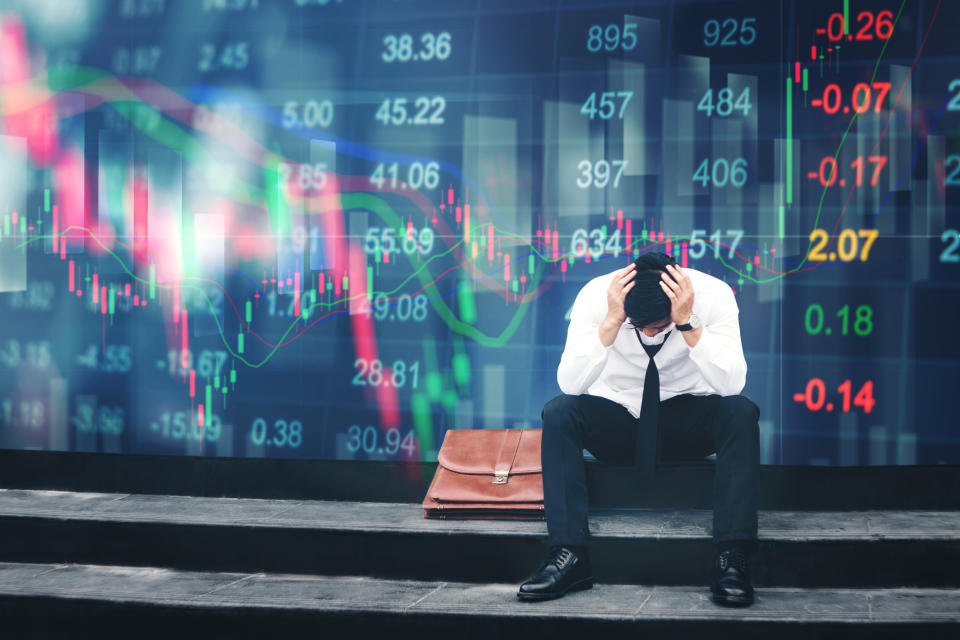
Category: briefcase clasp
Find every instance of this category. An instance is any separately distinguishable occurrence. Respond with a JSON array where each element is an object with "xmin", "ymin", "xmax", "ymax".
[{"xmin": 493, "ymin": 470, "xmax": 509, "ymax": 484}]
